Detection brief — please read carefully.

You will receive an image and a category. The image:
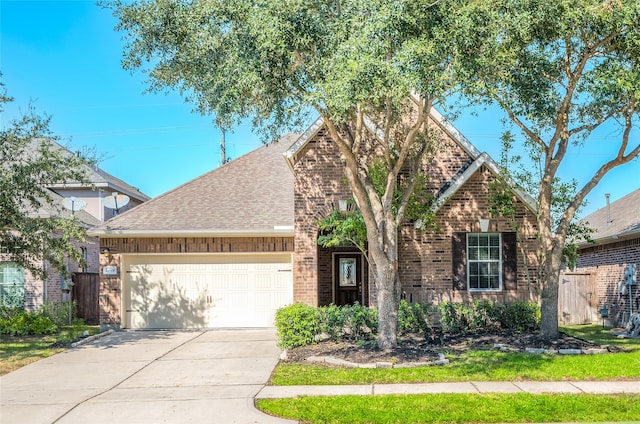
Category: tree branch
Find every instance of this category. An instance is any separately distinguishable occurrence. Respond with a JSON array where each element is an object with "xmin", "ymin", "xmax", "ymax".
[
  {"xmin": 493, "ymin": 94, "xmax": 547, "ymax": 151},
  {"xmin": 557, "ymin": 97, "xmax": 639, "ymax": 237}
]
